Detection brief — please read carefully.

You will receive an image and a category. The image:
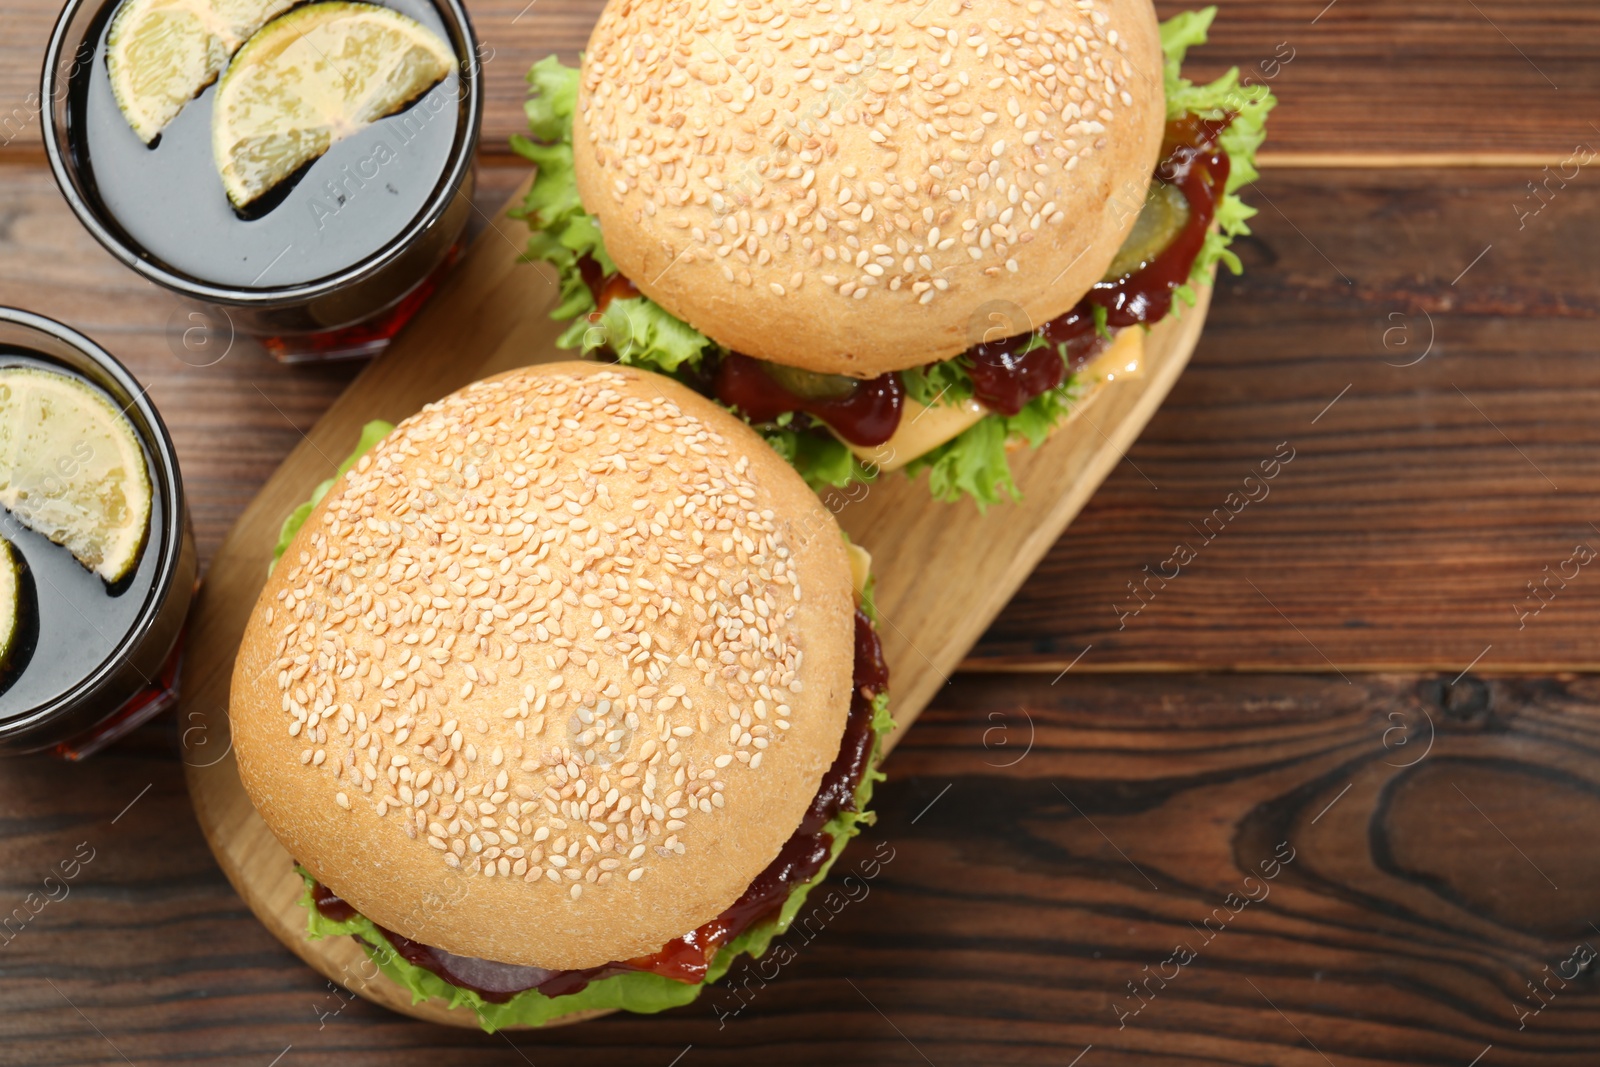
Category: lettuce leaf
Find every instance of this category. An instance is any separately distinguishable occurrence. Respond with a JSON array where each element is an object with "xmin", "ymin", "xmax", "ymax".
[
  {"xmin": 900, "ymin": 381, "xmax": 1082, "ymax": 508},
  {"xmin": 509, "ymin": 57, "xmax": 614, "ymax": 340},
  {"xmin": 1160, "ymin": 6, "xmax": 1276, "ymax": 305},
  {"xmin": 511, "ymin": 58, "xmax": 712, "ymax": 368},
  {"xmin": 899, "ymin": 357, "xmax": 976, "ymax": 409},
  {"xmin": 512, "ymin": 10, "xmax": 1272, "ymax": 505},
  {"xmin": 903, "ymin": 412, "xmax": 1015, "ymax": 507},
  {"xmin": 589, "ymin": 296, "xmax": 711, "ymax": 374},
  {"xmin": 296, "ymin": 690, "xmax": 894, "ymax": 1032},
  {"xmin": 759, "ymin": 425, "xmax": 870, "ymax": 492},
  {"xmin": 857, "ymin": 562, "xmax": 881, "ymax": 628},
  {"xmin": 301, "ymin": 890, "xmax": 705, "ymax": 1027},
  {"xmin": 271, "ymin": 420, "xmax": 394, "ymax": 571}
]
